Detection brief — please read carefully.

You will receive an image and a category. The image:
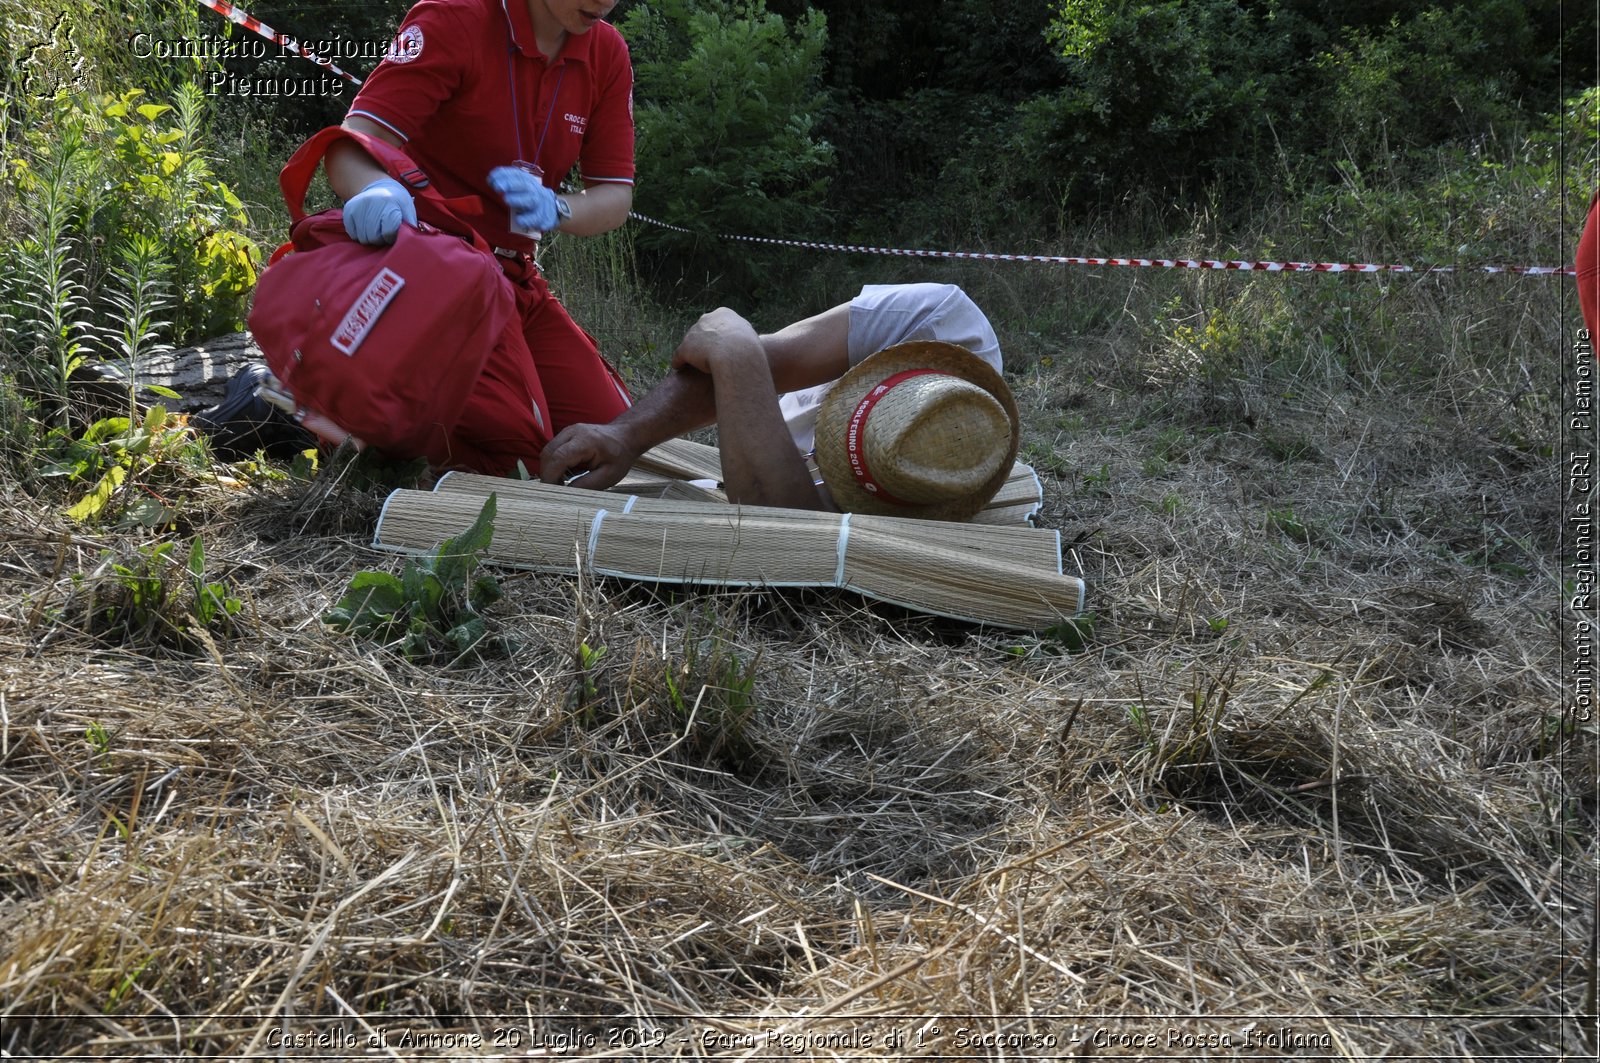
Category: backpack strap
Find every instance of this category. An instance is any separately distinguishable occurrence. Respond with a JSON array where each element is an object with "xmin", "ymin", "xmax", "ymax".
[{"xmin": 277, "ymin": 126, "xmax": 497, "ymax": 252}]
